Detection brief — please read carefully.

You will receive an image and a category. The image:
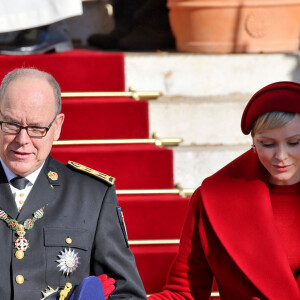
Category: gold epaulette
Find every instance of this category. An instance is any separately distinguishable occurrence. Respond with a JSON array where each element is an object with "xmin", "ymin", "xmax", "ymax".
[{"xmin": 67, "ymin": 161, "xmax": 115, "ymax": 185}]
